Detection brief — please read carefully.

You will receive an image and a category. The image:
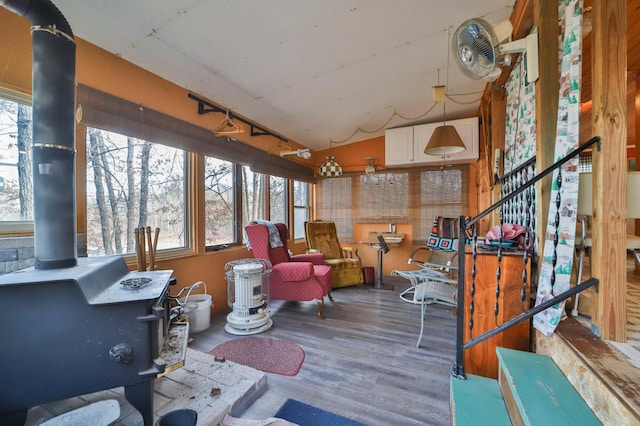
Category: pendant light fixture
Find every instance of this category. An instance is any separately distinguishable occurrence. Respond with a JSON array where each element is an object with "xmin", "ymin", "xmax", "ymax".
[
  {"xmin": 364, "ymin": 157, "xmax": 376, "ymax": 176},
  {"xmin": 319, "ymin": 141, "xmax": 343, "ymax": 177},
  {"xmin": 424, "ymin": 38, "xmax": 466, "ymax": 156}
]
